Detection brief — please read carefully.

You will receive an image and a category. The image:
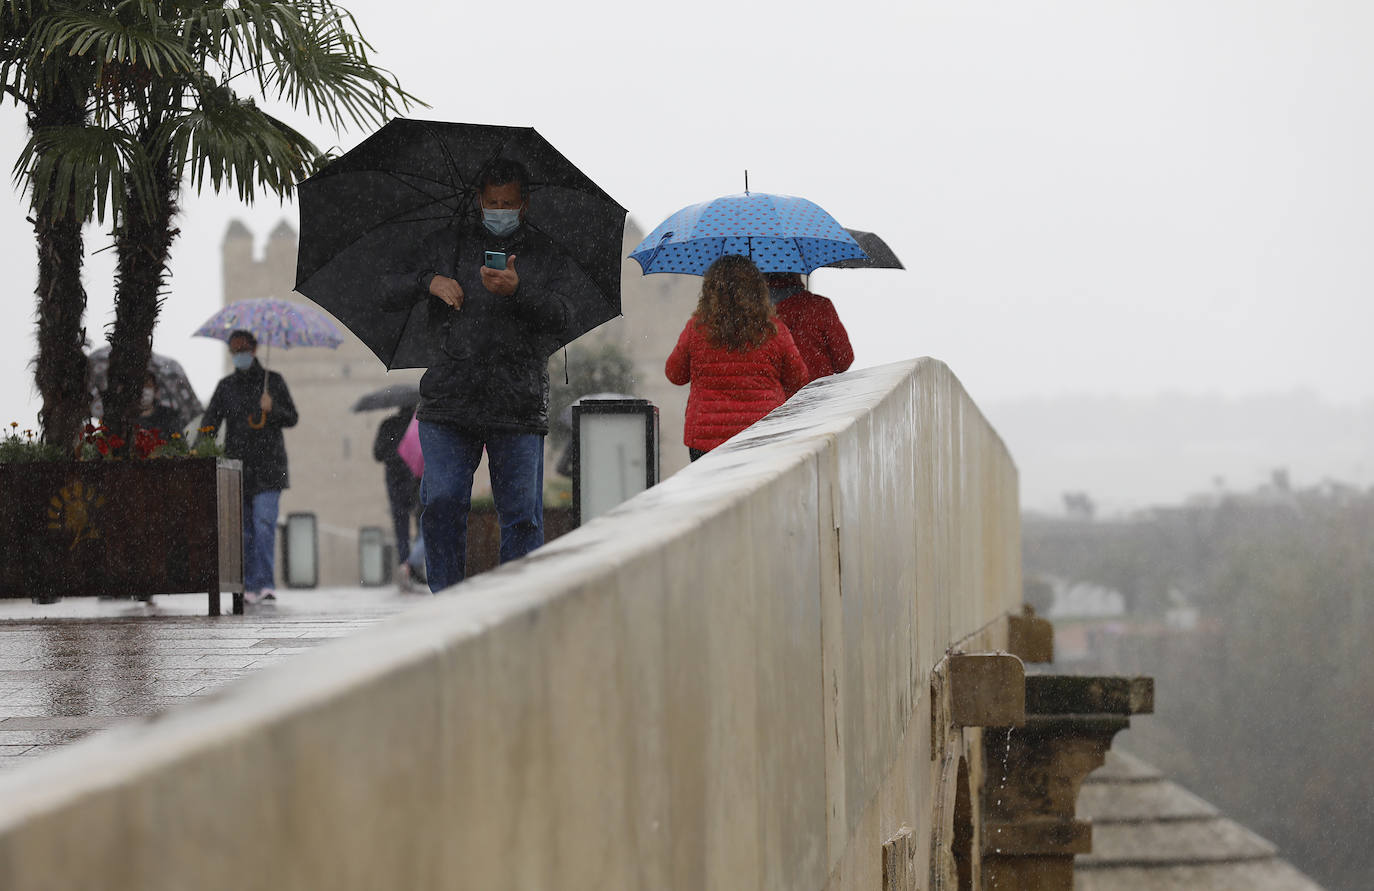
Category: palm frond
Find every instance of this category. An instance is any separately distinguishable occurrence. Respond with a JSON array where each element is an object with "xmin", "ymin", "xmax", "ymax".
[
  {"xmin": 156, "ymin": 92, "xmax": 320, "ymax": 203},
  {"xmin": 238, "ymin": 0, "xmax": 420, "ymax": 130},
  {"xmin": 14, "ymin": 122, "xmax": 153, "ymax": 222},
  {"xmin": 30, "ymin": 8, "xmax": 194, "ymax": 78}
]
